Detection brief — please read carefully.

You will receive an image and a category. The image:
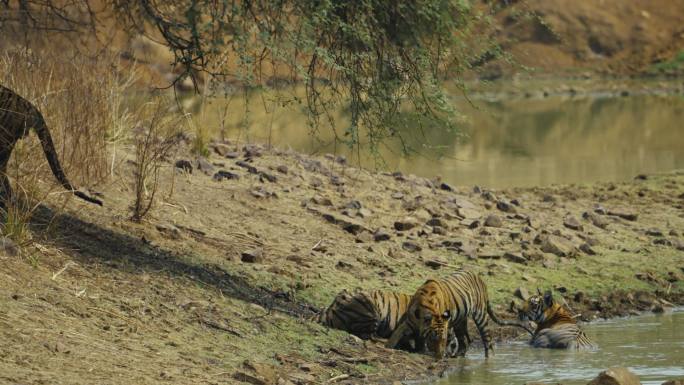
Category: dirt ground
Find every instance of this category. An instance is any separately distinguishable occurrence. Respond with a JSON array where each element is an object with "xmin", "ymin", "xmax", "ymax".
[
  {"xmin": 1, "ymin": 138, "xmax": 683, "ymax": 385},
  {"xmin": 482, "ymin": 0, "xmax": 684, "ymax": 78}
]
